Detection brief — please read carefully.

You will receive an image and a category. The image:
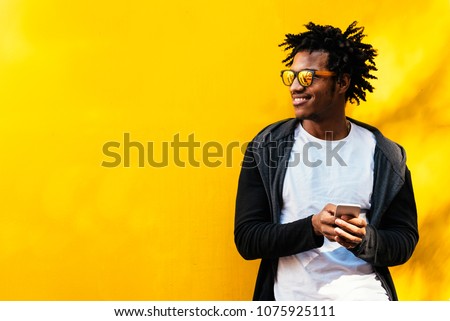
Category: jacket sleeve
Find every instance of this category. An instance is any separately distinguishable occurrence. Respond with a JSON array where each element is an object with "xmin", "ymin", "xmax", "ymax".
[
  {"xmin": 234, "ymin": 141, "xmax": 324, "ymax": 260},
  {"xmin": 351, "ymin": 167, "xmax": 419, "ymax": 266}
]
